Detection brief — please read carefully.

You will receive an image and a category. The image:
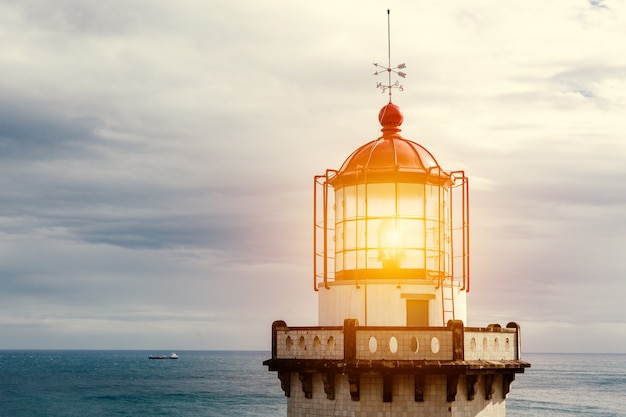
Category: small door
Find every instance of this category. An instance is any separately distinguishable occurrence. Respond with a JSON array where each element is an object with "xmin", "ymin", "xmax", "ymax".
[{"xmin": 406, "ymin": 299, "xmax": 429, "ymax": 326}]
